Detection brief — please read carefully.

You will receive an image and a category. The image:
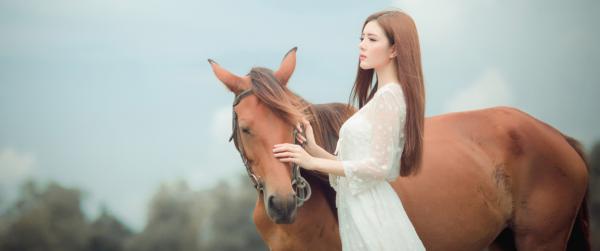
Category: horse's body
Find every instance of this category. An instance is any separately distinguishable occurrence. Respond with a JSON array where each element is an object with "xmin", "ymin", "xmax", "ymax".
[
  {"xmin": 209, "ymin": 48, "xmax": 589, "ymax": 250},
  {"xmin": 254, "ymin": 105, "xmax": 589, "ymax": 250},
  {"xmin": 393, "ymin": 106, "xmax": 588, "ymax": 250}
]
